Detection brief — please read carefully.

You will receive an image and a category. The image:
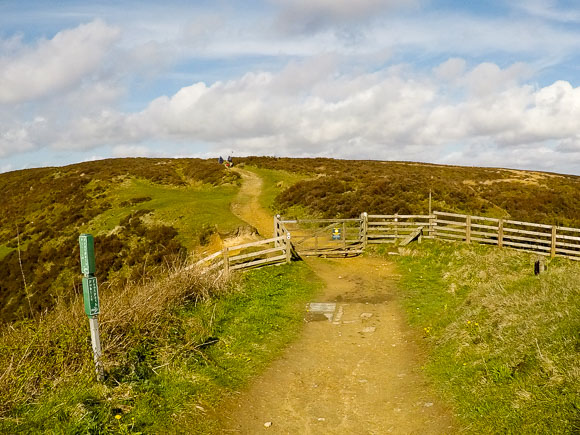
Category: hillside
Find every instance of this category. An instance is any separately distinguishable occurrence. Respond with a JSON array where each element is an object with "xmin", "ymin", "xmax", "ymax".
[
  {"xmin": 0, "ymin": 157, "xmax": 578, "ymax": 433},
  {"xmin": 241, "ymin": 157, "xmax": 580, "ymax": 227},
  {"xmin": 0, "ymin": 158, "xmax": 241, "ymax": 323},
  {"xmin": 3, "ymin": 156, "xmax": 580, "ymax": 323}
]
